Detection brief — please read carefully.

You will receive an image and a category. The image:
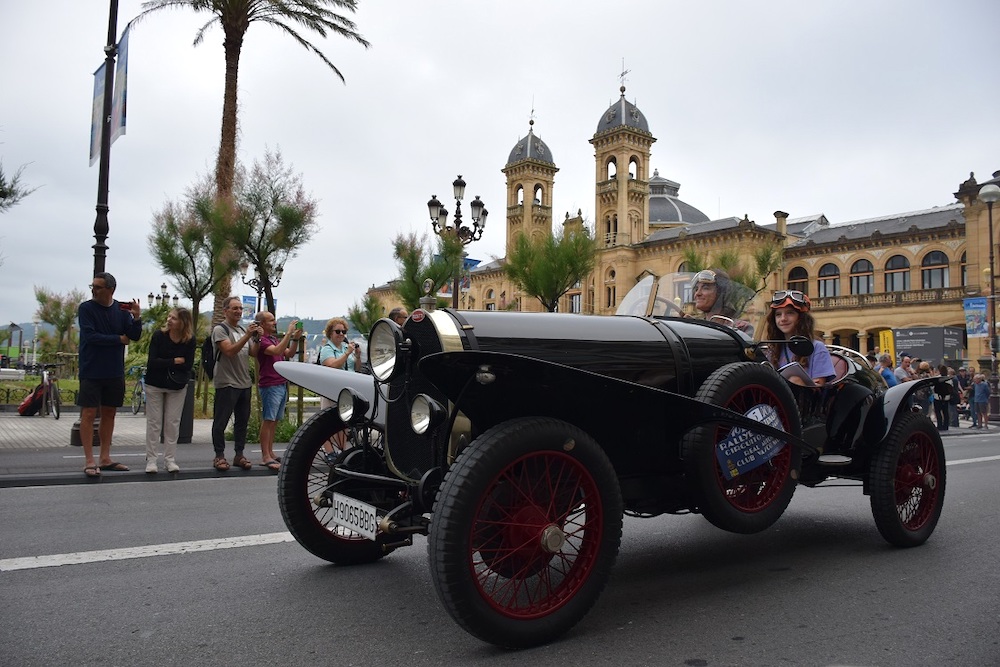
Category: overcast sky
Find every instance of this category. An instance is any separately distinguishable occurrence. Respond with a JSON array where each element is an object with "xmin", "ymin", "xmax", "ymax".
[{"xmin": 2, "ymin": 0, "xmax": 999, "ymax": 326}]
